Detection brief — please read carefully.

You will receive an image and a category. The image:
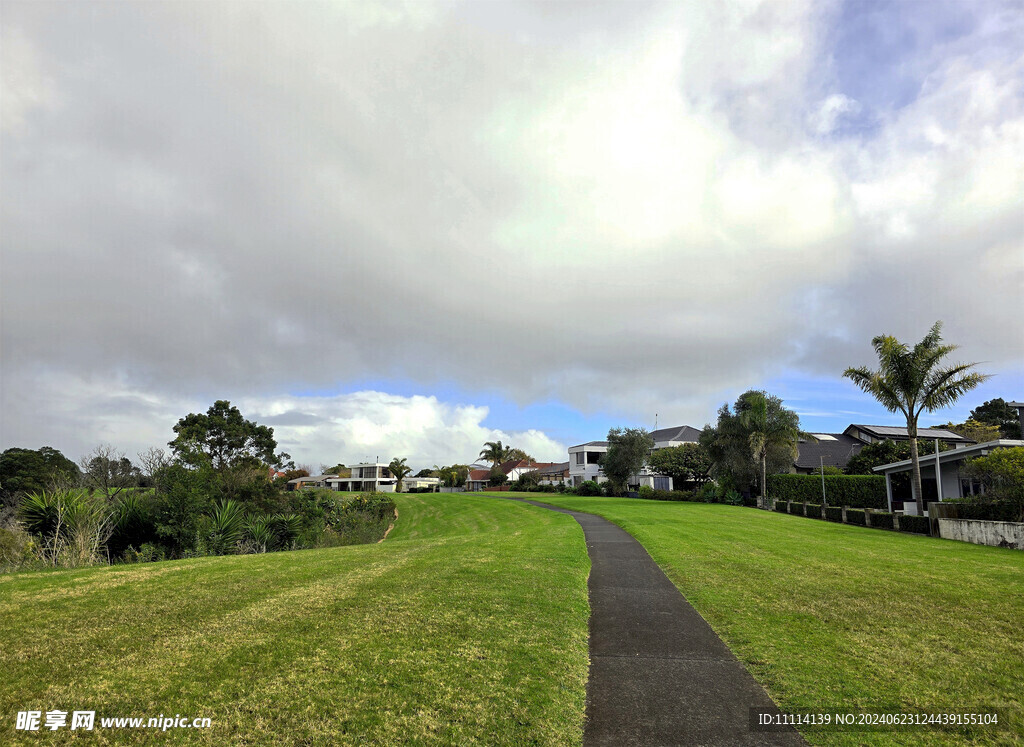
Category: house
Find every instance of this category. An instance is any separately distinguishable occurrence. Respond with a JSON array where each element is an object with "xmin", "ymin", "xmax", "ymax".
[
  {"xmin": 466, "ymin": 469, "xmax": 491, "ymax": 492},
  {"xmin": 842, "ymin": 424, "xmax": 973, "ymax": 447},
  {"xmin": 793, "ymin": 434, "xmax": 866, "ymax": 474},
  {"xmin": 401, "ymin": 476, "xmax": 441, "ymax": 492},
  {"xmin": 286, "ymin": 474, "xmax": 336, "ymax": 491},
  {"xmin": 530, "ymin": 461, "xmax": 570, "ymax": 486},
  {"xmin": 872, "ymin": 439, "xmax": 1024, "ymax": 513},
  {"xmin": 325, "ymin": 463, "xmax": 396, "ymax": 493},
  {"xmin": 567, "ymin": 425, "xmax": 700, "ymax": 490}
]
